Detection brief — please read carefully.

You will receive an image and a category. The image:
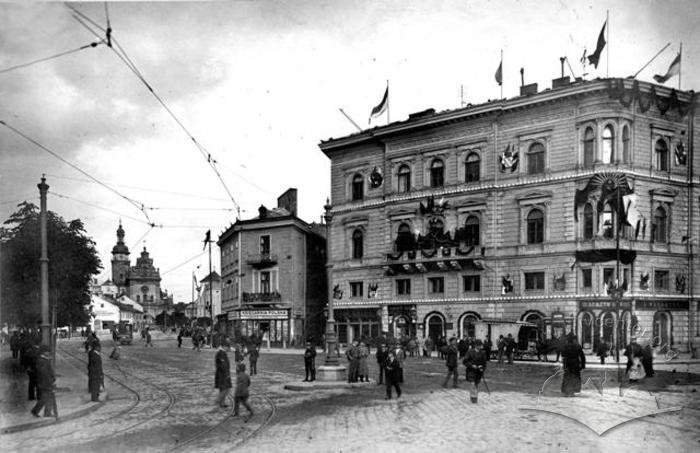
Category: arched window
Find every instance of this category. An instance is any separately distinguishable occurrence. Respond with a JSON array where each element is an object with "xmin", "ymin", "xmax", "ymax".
[
  {"xmin": 396, "ymin": 222, "xmax": 414, "ymax": 252},
  {"xmin": 583, "ymin": 127, "xmax": 595, "ymax": 168},
  {"xmin": 430, "ymin": 158, "xmax": 444, "ymax": 187},
  {"xmin": 583, "ymin": 203, "xmax": 594, "ymax": 239},
  {"xmin": 652, "ymin": 311, "xmax": 671, "ymax": 347},
  {"xmin": 655, "ymin": 139, "xmax": 669, "ymax": 171},
  {"xmin": 462, "ymin": 314, "xmax": 479, "ymax": 339},
  {"xmin": 602, "ymin": 125, "xmax": 615, "ymax": 163},
  {"xmin": 601, "ymin": 203, "xmax": 614, "ymax": 239},
  {"xmin": 351, "ymin": 229, "xmax": 364, "ymax": 259},
  {"xmin": 465, "ymin": 215, "xmax": 479, "ymax": 246},
  {"xmin": 653, "ymin": 206, "xmax": 667, "ymax": 243},
  {"xmin": 397, "ymin": 164, "xmax": 411, "ymax": 193},
  {"xmin": 580, "ymin": 312, "xmax": 593, "ymax": 346},
  {"xmin": 527, "ymin": 209, "xmax": 544, "ymax": 244},
  {"xmin": 527, "ymin": 142, "xmax": 545, "ymax": 174},
  {"xmin": 622, "ymin": 125, "xmax": 630, "ymax": 163},
  {"xmin": 524, "ymin": 313, "xmax": 543, "ymax": 342},
  {"xmin": 351, "ymin": 173, "xmax": 364, "ymax": 201},
  {"xmin": 465, "ymin": 152, "xmax": 480, "ymax": 182},
  {"xmin": 427, "ymin": 314, "xmax": 444, "ymax": 343}
]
